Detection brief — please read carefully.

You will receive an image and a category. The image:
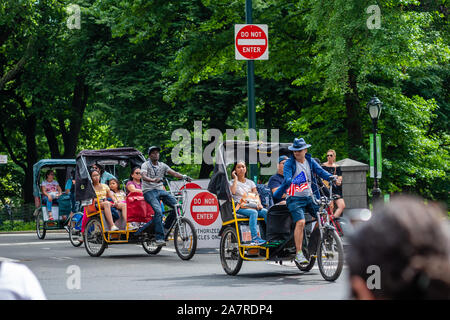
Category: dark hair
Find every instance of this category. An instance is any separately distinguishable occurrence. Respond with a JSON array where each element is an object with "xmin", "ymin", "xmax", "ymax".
[
  {"xmin": 129, "ymin": 166, "xmax": 141, "ymax": 181},
  {"xmin": 347, "ymin": 196, "xmax": 450, "ymax": 299},
  {"xmin": 92, "ymin": 162, "xmax": 104, "ymax": 175},
  {"xmin": 108, "ymin": 178, "xmax": 120, "ymax": 190},
  {"xmin": 231, "ymin": 160, "xmax": 247, "ymax": 178},
  {"xmin": 89, "ymin": 168, "xmax": 100, "ymax": 177},
  {"xmin": 45, "ymin": 170, "xmax": 54, "ymax": 179}
]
